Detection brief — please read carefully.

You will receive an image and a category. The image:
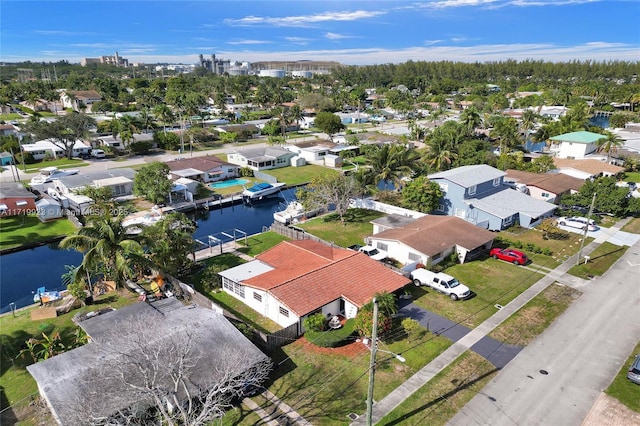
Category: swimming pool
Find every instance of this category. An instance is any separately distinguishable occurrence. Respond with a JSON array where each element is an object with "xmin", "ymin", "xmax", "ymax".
[{"xmin": 208, "ymin": 178, "xmax": 248, "ymax": 189}]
